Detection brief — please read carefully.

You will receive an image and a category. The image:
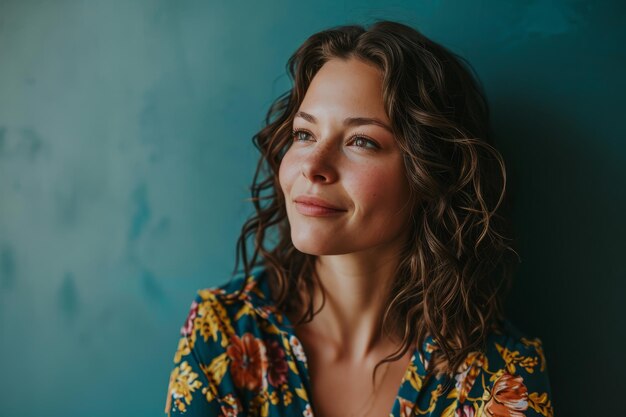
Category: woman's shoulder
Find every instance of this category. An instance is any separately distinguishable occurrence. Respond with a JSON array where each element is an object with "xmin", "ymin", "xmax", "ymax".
[
  {"xmin": 482, "ymin": 318, "xmax": 549, "ymax": 375},
  {"xmin": 165, "ymin": 269, "xmax": 298, "ymax": 416},
  {"xmin": 181, "ymin": 268, "xmax": 281, "ymax": 341},
  {"xmin": 450, "ymin": 318, "xmax": 554, "ymax": 417},
  {"xmin": 193, "ymin": 268, "xmax": 264, "ymax": 304}
]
